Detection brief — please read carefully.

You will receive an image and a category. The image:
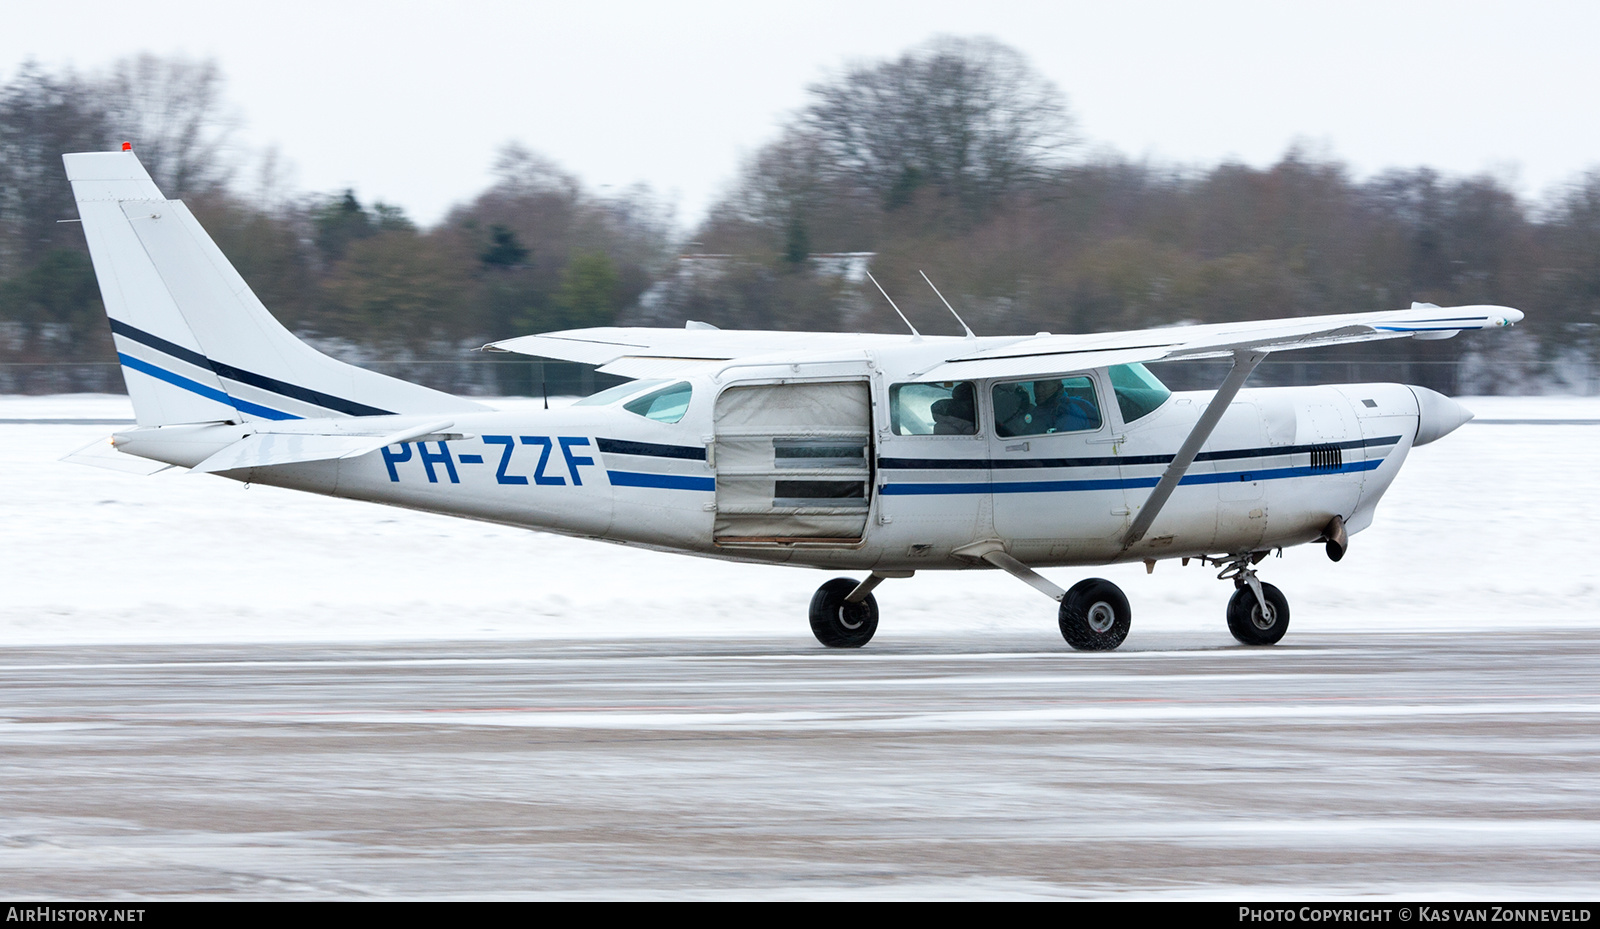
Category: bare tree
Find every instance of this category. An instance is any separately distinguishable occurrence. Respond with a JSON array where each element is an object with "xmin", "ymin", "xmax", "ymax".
[
  {"xmin": 100, "ymin": 54, "xmax": 239, "ymax": 195},
  {"xmin": 491, "ymin": 142, "xmax": 581, "ymax": 200},
  {"xmin": 802, "ymin": 36, "xmax": 1077, "ymax": 215},
  {"xmin": 0, "ymin": 63, "xmax": 108, "ymax": 275}
]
